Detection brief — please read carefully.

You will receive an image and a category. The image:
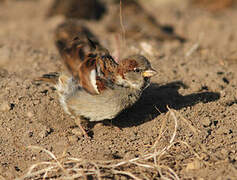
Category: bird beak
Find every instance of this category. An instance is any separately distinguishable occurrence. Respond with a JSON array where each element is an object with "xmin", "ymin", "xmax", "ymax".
[{"xmin": 142, "ymin": 69, "xmax": 157, "ymax": 77}]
